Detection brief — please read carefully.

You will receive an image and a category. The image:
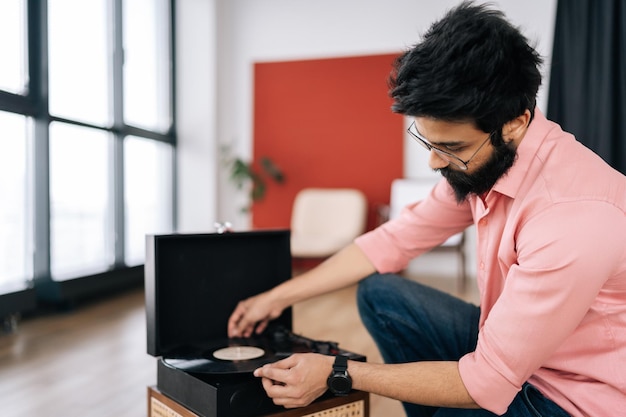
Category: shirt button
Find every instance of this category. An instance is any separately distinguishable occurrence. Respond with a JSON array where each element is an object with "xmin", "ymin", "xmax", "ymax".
[{"xmin": 480, "ymin": 262, "xmax": 485, "ymax": 270}]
